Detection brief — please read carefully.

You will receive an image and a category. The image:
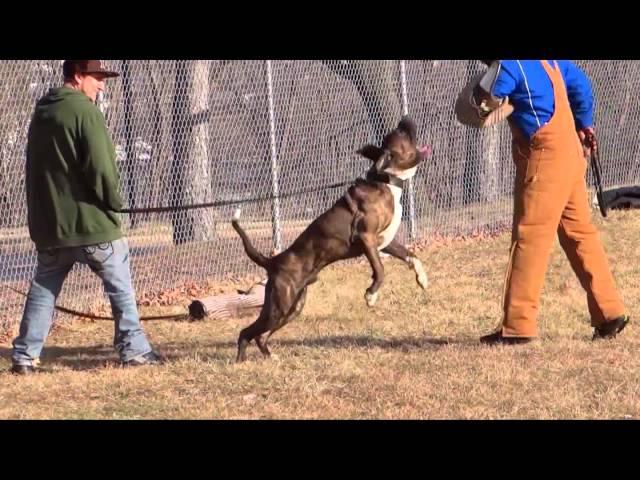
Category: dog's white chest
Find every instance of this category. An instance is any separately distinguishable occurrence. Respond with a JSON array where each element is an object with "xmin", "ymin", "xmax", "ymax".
[{"xmin": 378, "ymin": 184, "xmax": 403, "ymax": 250}]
